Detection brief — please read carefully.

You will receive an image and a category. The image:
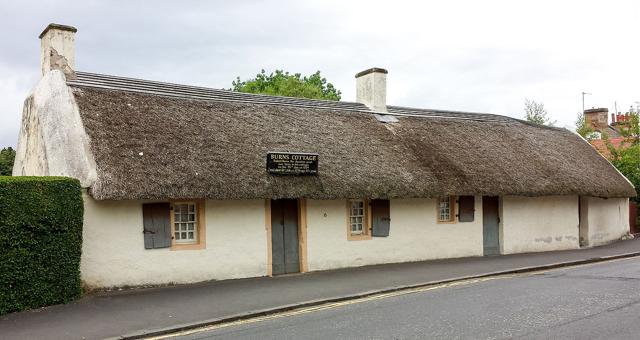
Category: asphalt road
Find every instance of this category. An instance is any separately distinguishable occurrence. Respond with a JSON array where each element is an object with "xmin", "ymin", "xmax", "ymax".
[{"xmin": 167, "ymin": 257, "xmax": 640, "ymax": 340}]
